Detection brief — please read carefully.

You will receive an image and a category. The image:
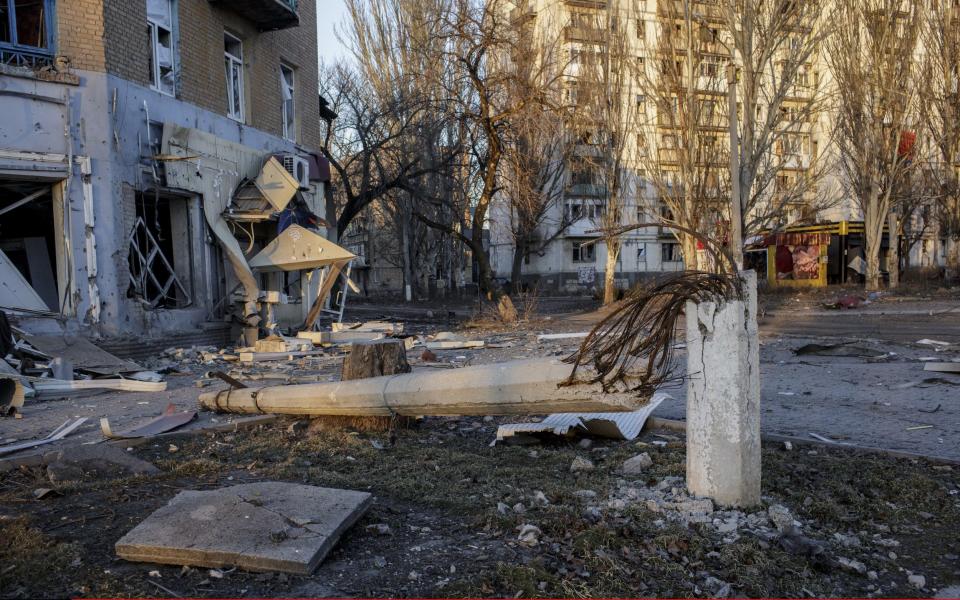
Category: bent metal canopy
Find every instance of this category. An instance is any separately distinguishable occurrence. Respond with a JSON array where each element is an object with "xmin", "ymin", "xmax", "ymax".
[{"xmin": 248, "ymin": 225, "xmax": 355, "ymax": 272}]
